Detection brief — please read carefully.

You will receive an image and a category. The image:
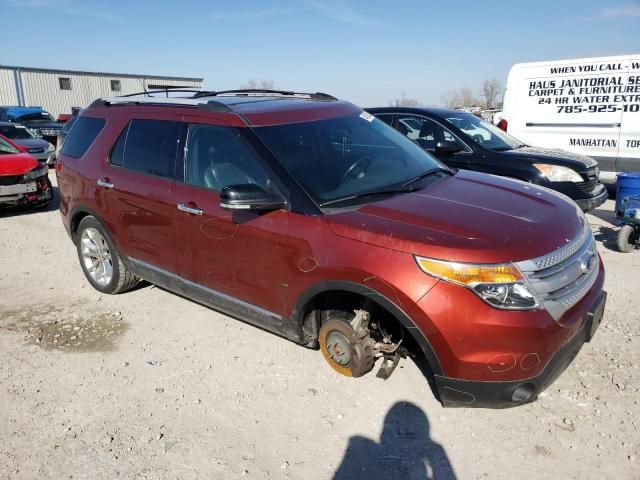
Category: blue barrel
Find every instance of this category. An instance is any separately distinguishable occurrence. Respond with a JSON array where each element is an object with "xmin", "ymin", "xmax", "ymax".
[{"xmin": 616, "ymin": 172, "xmax": 640, "ymax": 215}]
